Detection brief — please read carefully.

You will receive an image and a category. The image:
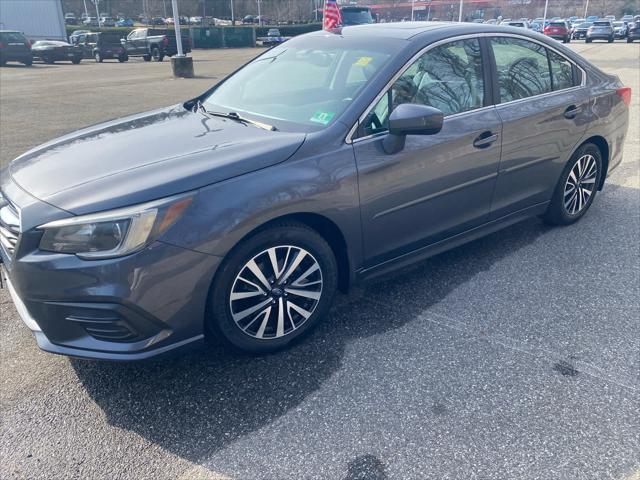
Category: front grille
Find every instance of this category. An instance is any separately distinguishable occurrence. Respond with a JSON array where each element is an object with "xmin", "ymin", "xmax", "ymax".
[{"xmin": 0, "ymin": 196, "xmax": 21, "ymax": 258}]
